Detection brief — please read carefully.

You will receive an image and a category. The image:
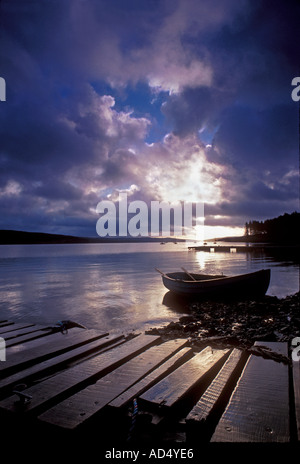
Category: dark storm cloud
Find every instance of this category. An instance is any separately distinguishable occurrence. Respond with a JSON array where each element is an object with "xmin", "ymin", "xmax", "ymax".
[
  {"xmin": 211, "ymin": 104, "xmax": 298, "ymax": 168},
  {"xmin": 161, "ymin": 86, "xmax": 215, "ymax": 136},
  {"xmin": 162, "ymin": 0, "xmax": 299, "ymax": 138},
  {"xmin": 33, "ymin": 180, "xmax": 82, "ymax": 201}
]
